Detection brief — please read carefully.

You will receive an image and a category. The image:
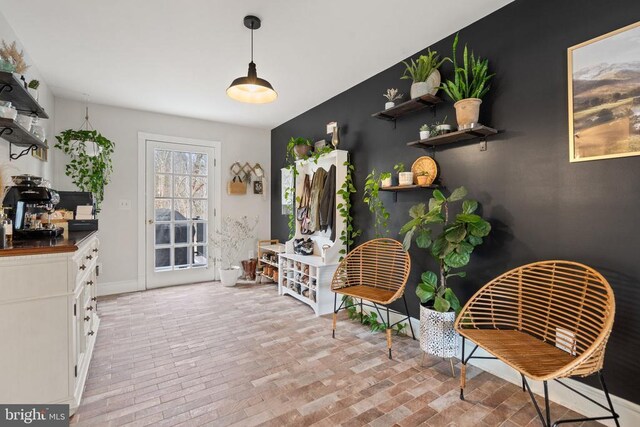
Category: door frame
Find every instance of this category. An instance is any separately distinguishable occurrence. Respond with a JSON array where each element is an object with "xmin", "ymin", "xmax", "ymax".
[{"xmin": 137, "ymin": 132, "xmax": 221, "ymax": 291}]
